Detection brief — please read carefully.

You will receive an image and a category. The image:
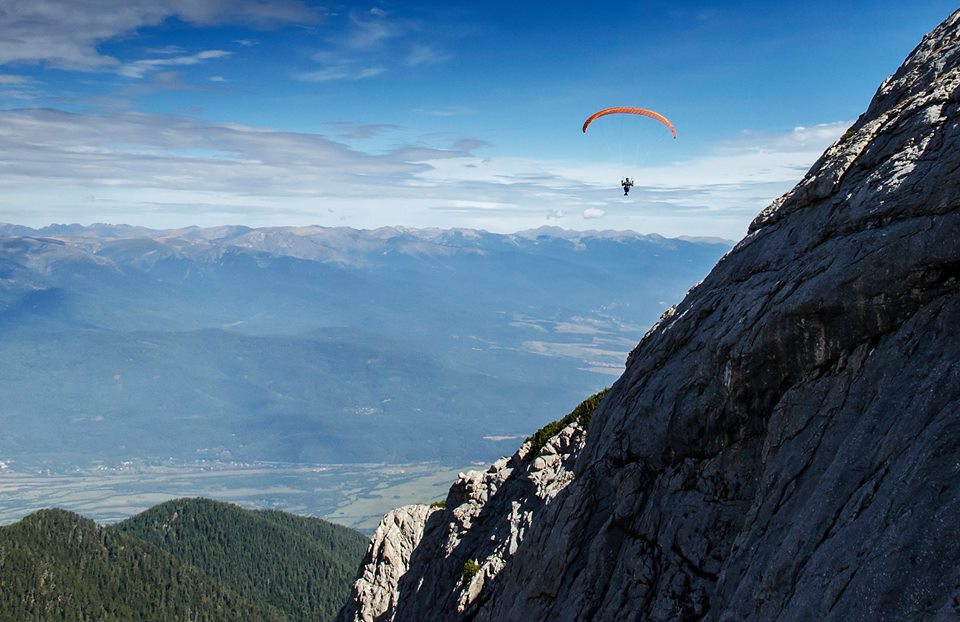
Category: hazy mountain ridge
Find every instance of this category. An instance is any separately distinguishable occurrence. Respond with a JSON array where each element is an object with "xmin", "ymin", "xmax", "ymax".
[
  {"xmin": 0, "ymin": 224, "xmax": 727, "ymax": 333},
  {"xmin": 0, "ymin": 224, "xmax": 727, "ymax": 474},
  {"xmin": 0, "ymin": 223, "xmax": 730, "ymax": 266},
  {"xmin": 338, "ymin": 11, "xmax": 960, "ymax": 621}
]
